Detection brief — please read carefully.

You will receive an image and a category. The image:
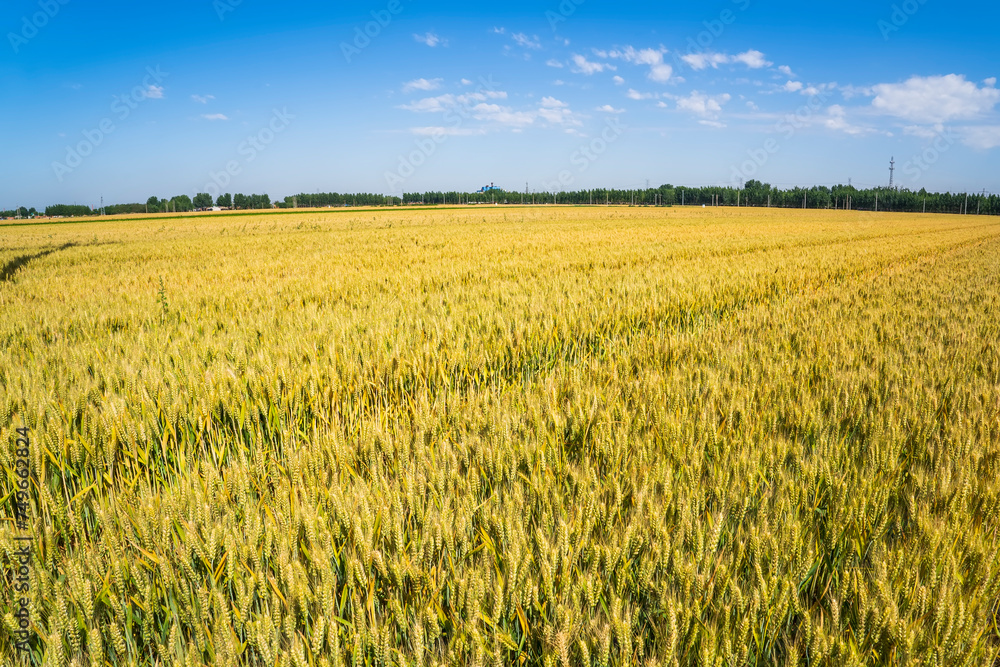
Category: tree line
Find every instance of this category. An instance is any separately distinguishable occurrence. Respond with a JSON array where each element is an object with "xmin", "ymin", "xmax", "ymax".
[
  {"xmin": 18, "ymin": 183, "xmax": 1000, "ymax": 219},
  {"xmin": 1, "ymin": 206, "xmax": 38, "ymax": 219},
  {"xmin": 32, "ymin": 194, "xmax": 272, "ymax": 217},
  {"xmin": 278, "ymin": 193, "xmax": 402, "ymax": 208},
  {"xmin": 425, "ymin": 182, "xmax": 998, "ymax": 215}
]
